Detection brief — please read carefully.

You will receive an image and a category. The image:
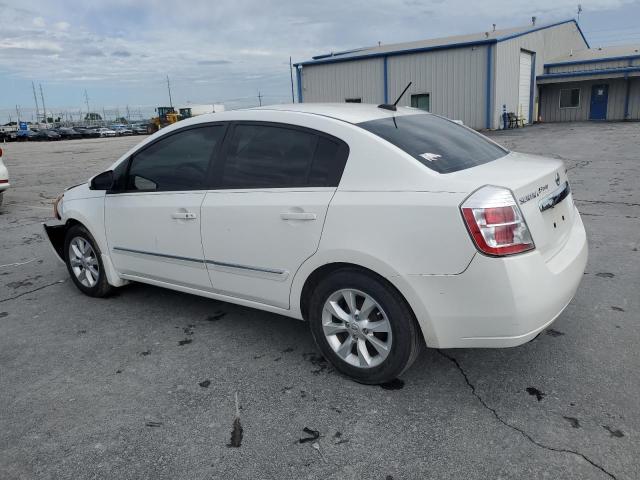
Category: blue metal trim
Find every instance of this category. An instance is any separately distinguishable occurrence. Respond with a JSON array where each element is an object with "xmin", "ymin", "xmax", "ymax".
[
  {"xmin": 296, "ymin": 66, "xmax": 303, "ymax": 103},
  {"xmin": 294, "ymin": 39, "xmax": 496, "ymax": 67},
  {"xmin": 574, "ymin": 19, "xmax": 590, "ymax": 48},
  {"xmin": 293, "ymin": 19, "xmax": 584, "ymax": 67},
  {"xmin": 538, "ymin": 66, "xmax": 640, "ymax": 80},
  {"xmin": 545, "ymin": 54, "xmax": 640, "ymax": 68},
  {"xmin": 383, "ymin": 56, "xmax": 388, "ymax": 103},
  {"xmin": 486, "ymin": 44, "xmax": 492, "ymax": 129},
  {"xmin": 529, "ymin": 53, "xmax": 536, "ymax": 123},
  {"xmin": 497, "ymin": 19, "xmax": 579, "ymax": 43}
]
